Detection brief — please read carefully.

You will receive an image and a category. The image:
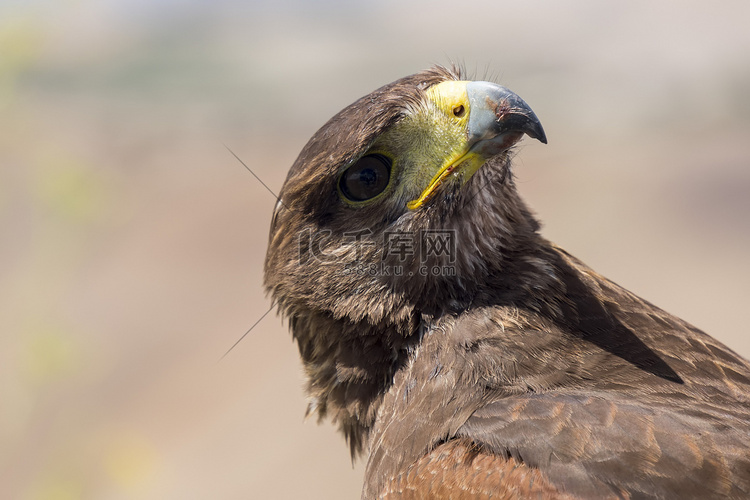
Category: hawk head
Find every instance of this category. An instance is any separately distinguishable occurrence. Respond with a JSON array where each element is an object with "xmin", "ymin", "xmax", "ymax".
[{"xmin": 264, "ymin": 66, "xmax": 546, "ymax": 453}]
